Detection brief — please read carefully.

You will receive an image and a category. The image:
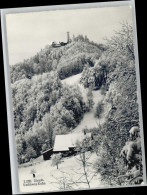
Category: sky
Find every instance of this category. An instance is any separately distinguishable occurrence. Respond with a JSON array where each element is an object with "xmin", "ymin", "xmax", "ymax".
[{"xmin": 6, "ymin": 5, "xmax": 133, "ymax": 65}]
